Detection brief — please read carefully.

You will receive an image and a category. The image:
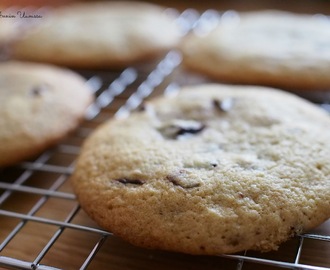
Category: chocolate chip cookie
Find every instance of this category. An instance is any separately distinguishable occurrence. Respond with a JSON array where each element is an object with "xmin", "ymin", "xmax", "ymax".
[
  {"xmin": 71, "ymin": 84, "xmax": 330, "ymax": 254},
  {"xmin": 182, "ymin": 10, "xmax": 330, "ymax": 90},
  {"xmin": 11, "ymin": 1, "xmax": 181, "ymax": 68},
  {"xmin": 0, "ymin": 61, "xmax": 93, "ymax": 167}
]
